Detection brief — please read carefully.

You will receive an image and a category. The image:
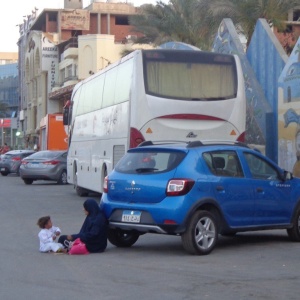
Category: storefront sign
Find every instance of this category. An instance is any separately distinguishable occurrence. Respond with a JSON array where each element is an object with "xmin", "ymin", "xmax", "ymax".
[{"xmin": 61, "ymin": 10, "xmax": 90, "ymax": 30}]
